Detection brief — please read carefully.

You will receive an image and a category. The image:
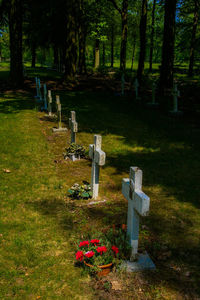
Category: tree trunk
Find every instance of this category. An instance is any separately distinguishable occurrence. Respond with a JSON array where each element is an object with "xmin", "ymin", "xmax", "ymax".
[
  {"xmin": 78, "ymin": 31, "xmax": 86, "ymax": 74},
  {"xmin": 53, "ymin": 46, "xmax": 59, "ymax": 70},
  {"xmin": 94, "ymin": 39, "xmax": 100, "ymax": 69},
  {"xmin": 120, "ymin": 0, "xmax": 128, "ymax": 72},
  {"xmin": 149, "ymin": 0, "xmax": 156, "ymax": 73},
  {"xmin": 137, "ymin": 0, "xmax": 148, "ymax": 82},
  {"xmin": 159, "ymin": 0, "xmax": 177, "ymax": 91},
  {"xmin": 102, "ymin": 42, "xmax": 105, "ymax": 66},
  {"xmin": 111, "ymin": 24, "xmax": 114, "ymax": 68},
  {"xmin": 63, "ymin": 1, "xmax": 78, "ymax": 82},
  {"xmin": 9, "ymin": 0, "xmax": 24, "ymax": 86},
  {"xmin": 31, "ymin": 44, "xmax": 36, "ymax": 68},
  {"xmin": 188, "ymin": 0, "xmax": 199, "ymax": 77},
  {"xmin": 130, "ymin": 37, "xmax": 136, "ymax": 72}
]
